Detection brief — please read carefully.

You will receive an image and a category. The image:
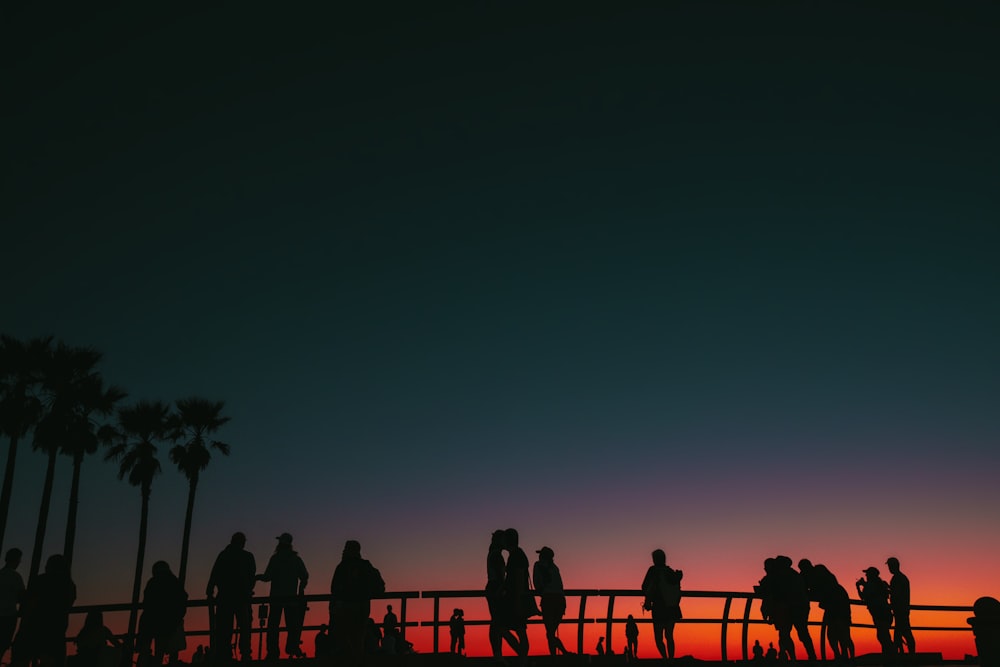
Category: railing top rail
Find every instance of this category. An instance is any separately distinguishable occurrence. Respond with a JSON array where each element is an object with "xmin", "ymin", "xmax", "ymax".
[{"xmin": 65, "ymin": 589, "xmax": 976, "ymax": 615}]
